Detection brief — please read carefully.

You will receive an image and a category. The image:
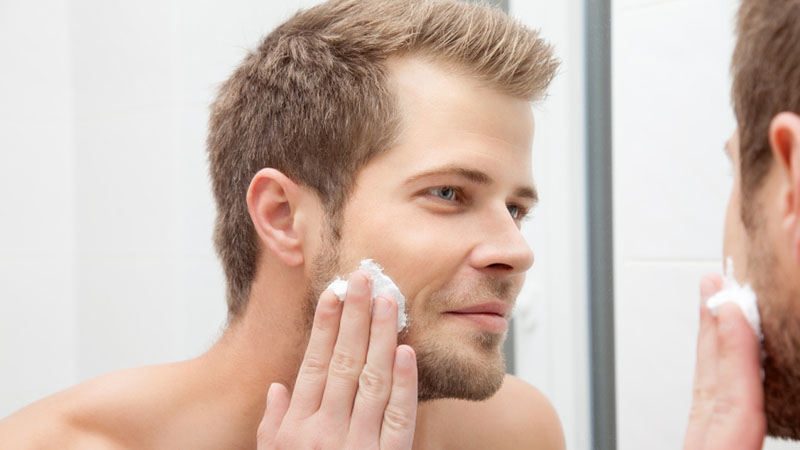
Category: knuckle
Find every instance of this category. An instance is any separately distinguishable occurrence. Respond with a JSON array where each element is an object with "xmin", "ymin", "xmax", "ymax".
[
  {"xmin": 315, "ymin": 301, "xmax": 338, "ymax": 323},
  {"xmin": 329, "ymin": 350, "xmax": 362, "ymax": 378},
  {"xmin": 301, "ymin": 354, "xmax": 328, "ymax": 376},
  {"xmin": 711, "ymin": 396, "xmax": 737, "ymax": 419},
  {"xmin": 691, "ymin": 385, "xmax": 715, "ymax": 406},
  {"xmin": 383, "ymin": 404, "xmax": 414, "ymax": 433},
  {"xmin": 358, "ymin": 365, "xmax": 389, "ymax": 399}
]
